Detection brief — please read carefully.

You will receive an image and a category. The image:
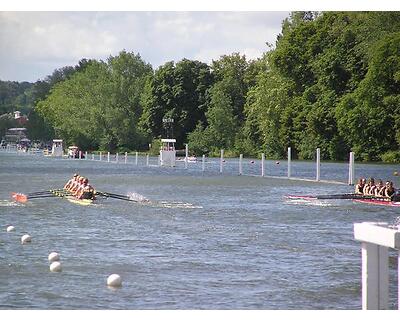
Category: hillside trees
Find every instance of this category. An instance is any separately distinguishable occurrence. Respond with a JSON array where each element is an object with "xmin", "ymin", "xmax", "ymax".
[
  {"xmin": 36, "ymin": 51, "xmax": 153, "ymax": 151},
  {"xmin": 139, "ymin": 59, "xmax": 213, "ymax": 148}
]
